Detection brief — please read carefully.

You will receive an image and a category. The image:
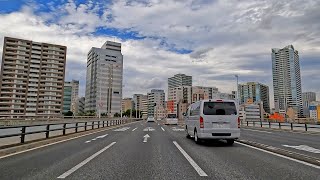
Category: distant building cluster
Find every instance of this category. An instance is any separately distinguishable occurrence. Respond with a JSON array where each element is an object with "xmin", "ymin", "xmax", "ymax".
[{"xmin": 0, "ymin": 37, "xmax": 318, "ymax": 122}]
